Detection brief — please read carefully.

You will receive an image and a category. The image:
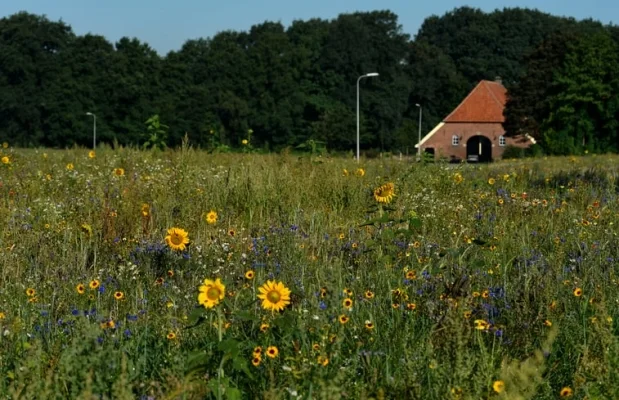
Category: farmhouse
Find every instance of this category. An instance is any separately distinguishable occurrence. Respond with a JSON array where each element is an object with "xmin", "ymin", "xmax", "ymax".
[{"xmin": 415, "ymin": 79, "xmax": 533, "ymax": 162}]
